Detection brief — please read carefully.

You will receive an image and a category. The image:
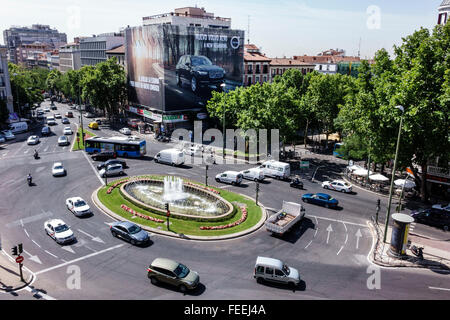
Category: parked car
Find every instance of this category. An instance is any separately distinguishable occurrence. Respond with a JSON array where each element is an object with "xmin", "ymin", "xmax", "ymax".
[
  {"xmin": 215, "ymin": 171, "xmax": 243, "ymax": 185},
  {"xmin": 410, "ymin": 209, "xmax": 450, "ymax": 231},
  {"xmin": 65, "ymin": 111, "xmax": 74, "ymax": 118},
  {"xmin": 119, "ymin": 127, "xmax": 131, "ymax": 135},
  {"xmin": 240, "ymin": 168, "xmax": 265, "ymax": 182},
  {"xmin": 61, "ymin": 117, "xmax": 70, "ymax": 124},
  {"xmin": 66, "ymin": 197, "xmax": 92, "ymax": 217},
  {"xmin": 176, "ymin": 55, "xmax": 225, "ymax": 93},
  {"xmin": 99, "ymin": 163, "xmax": 124, "ymax": 177},
  {"xmin": 301, "ymin": 193, "xmax": 338, "ymax": 209},
  {"xmin": 88, "ymin": 121, "xmax": 99, "ymax": 130},
  {"xmin": 52, "ymin": 162, "xmax": 66, "ymax": 176},
  {"xmin": 0, "ymin": 135, "xmax": 5, "ymax": 144},
  {"xmin": 63, "ymin": 127, "xmax": 73, "ymax": 135},
  {"xmin": 54, "ymin": 113, "xmax": 62, "ymax": 119},
  {"xmin": 147, "ymin": 258, "xmax": 200, "ymax": 292},
  {"xmin": 154, "ymin": 149, "xmax": 185, "ymax": 166},
  {"xmin": 253, "ymin": 256, "xmax": 300, "ymax": 288},
  {"xmin": 58, "ymin": 135, "xmax": 70, "ymax": 146},
  {"xmin": 41, "ymin": 126, "xmax": 51, "ymax": 136},
  {"xmin": 44, "ymin": 219, "xmax": 75, "ymax": 244},
  {"xmin": 322, "ymin": 180, "xmax": 352, "ymax": 193},
  {"xmin": 91, "ymin": 151, "xmax": 116, "ymax": 161},
  {"xmin": 27, "ymin": 135, "xmax": 40, "ymax": 145},
  {"xmin": 8, "ymin": 121, "xmax": 28, "ymax": 133},
  {"xmin": 97, "ymin": 159, "xmax": 127, "ymax": 170},
  {"xmin": 1, "ymin": 130, "xmax": 15, "ymax": 140},
  {"xmin": 110, "ymin": 221, "xmax": 149, "ymax": 245},
  {"xmin": 431, "ymin": 203, "xmax": 450, "ymax": 213}
]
